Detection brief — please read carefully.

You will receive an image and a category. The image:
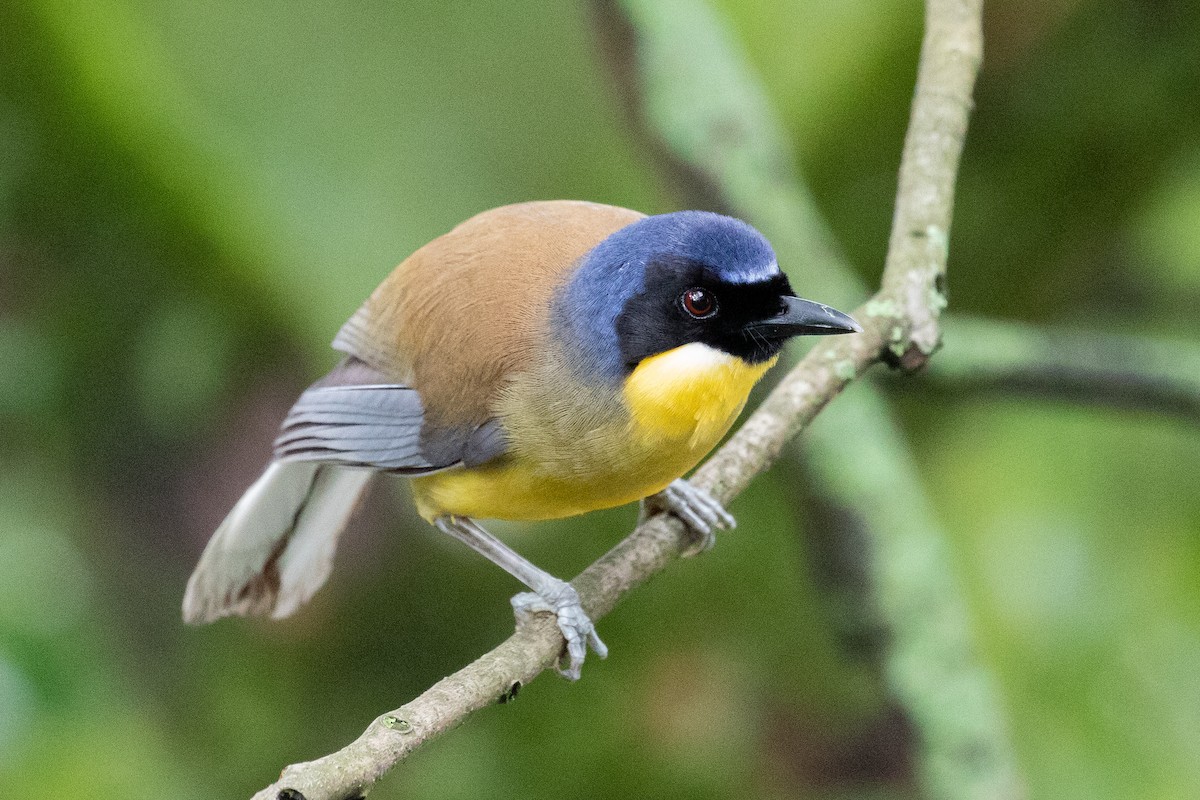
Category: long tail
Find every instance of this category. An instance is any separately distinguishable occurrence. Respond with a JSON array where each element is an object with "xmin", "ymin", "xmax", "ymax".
[{"xmin": 182, "ymin": 461, "xmax": 374, "ymax": 623}]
